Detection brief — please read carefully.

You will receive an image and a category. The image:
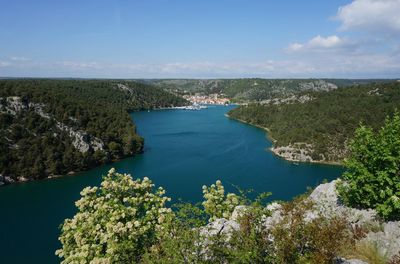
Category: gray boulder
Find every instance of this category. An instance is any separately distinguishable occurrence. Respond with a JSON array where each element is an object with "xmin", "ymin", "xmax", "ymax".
[
  {"xmin": 336, "ymin": 258, "xmax": 368, "ymax": 264},
  {"xmin": 362, "ymin": 221, "xmax": 400, "ymax": 259},
  {"xmin": 230, "ymin": 205, "xmax": 248, "ymax": 222},
  {"xmin": 309, "ymin": 180, "xmax": 378, "ymax": 224},
  {"xmin": 199, "ymin": 218, "xmax": 240, "ymax": 240}
]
